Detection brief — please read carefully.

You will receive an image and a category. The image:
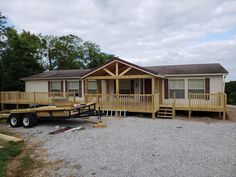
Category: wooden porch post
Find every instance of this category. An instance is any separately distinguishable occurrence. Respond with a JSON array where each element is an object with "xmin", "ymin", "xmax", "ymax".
[
  {"xmin": 152, "ymin": 77, "xmax": 156, "ymax": 119},
  {"xmin": 84, "ymin": 79, "xmax": 88, "ymax": 103},
  {"xmin": 115, "ymin": 62, "xmax": 119, "ymax": 115}
]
